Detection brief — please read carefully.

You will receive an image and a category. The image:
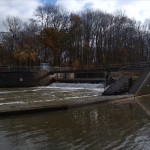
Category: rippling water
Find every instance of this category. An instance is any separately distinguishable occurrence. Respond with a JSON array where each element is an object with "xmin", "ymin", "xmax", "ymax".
[
  {"xmin": 0, "ymin": 83, "xmax": 103, "ymax": 106},
  {"xmin": 0, "ymin": 83, "xmax": 149, "ymax": 150}
]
